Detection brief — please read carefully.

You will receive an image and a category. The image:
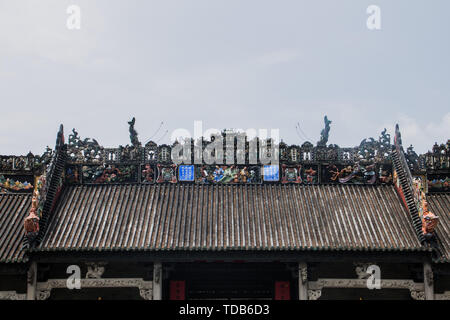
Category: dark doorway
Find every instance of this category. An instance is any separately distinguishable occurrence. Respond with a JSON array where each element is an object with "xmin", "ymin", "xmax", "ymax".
[{"xmin": 166, "ymin": 262, "xmax": 294, "ymax": 300}]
